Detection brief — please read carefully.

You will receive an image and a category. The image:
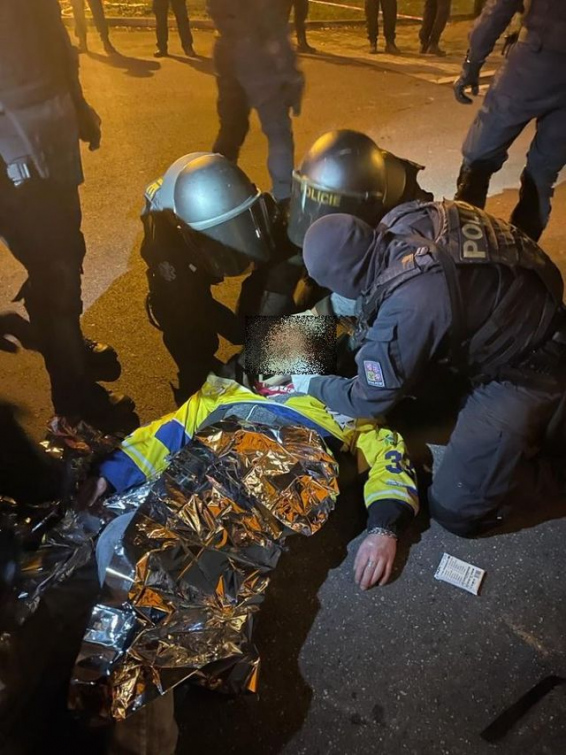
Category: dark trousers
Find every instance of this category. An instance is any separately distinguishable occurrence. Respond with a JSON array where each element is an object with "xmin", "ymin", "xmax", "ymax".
[
  {"xmin": 70, "ymin": 0, "xmax": 110, "ymax": 43},
  {"xmin": 0, "ymin": 165, "xmax": 88, "ymax": 414},
  {"xmin": 212, "ymin": 46, "xmax": 294, "ymax": 201},
  {"xmin": 365, "ymin": 0, "xmax": 398, "ymax": 43},
  {"xmin": 429, "ymin": 380, "xmax": 565, "ymax": 537},
  {"xmin": 293, "ymin": 0, "xmax": 309, "ymax": 40},
  {"xmin": 419, "ymin": 0, "xmax": 451, "ymax": 48},
  {"xmin": 152, "ymin": 0, "xmax": 193, "ymax": 52},
  {"xmin": 141, "ymin": 213, "xmax": 236, "ymax": 401},
  {"xmin": 457, "ymin": 42, "xmax": 566, "ymax": 240}
]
